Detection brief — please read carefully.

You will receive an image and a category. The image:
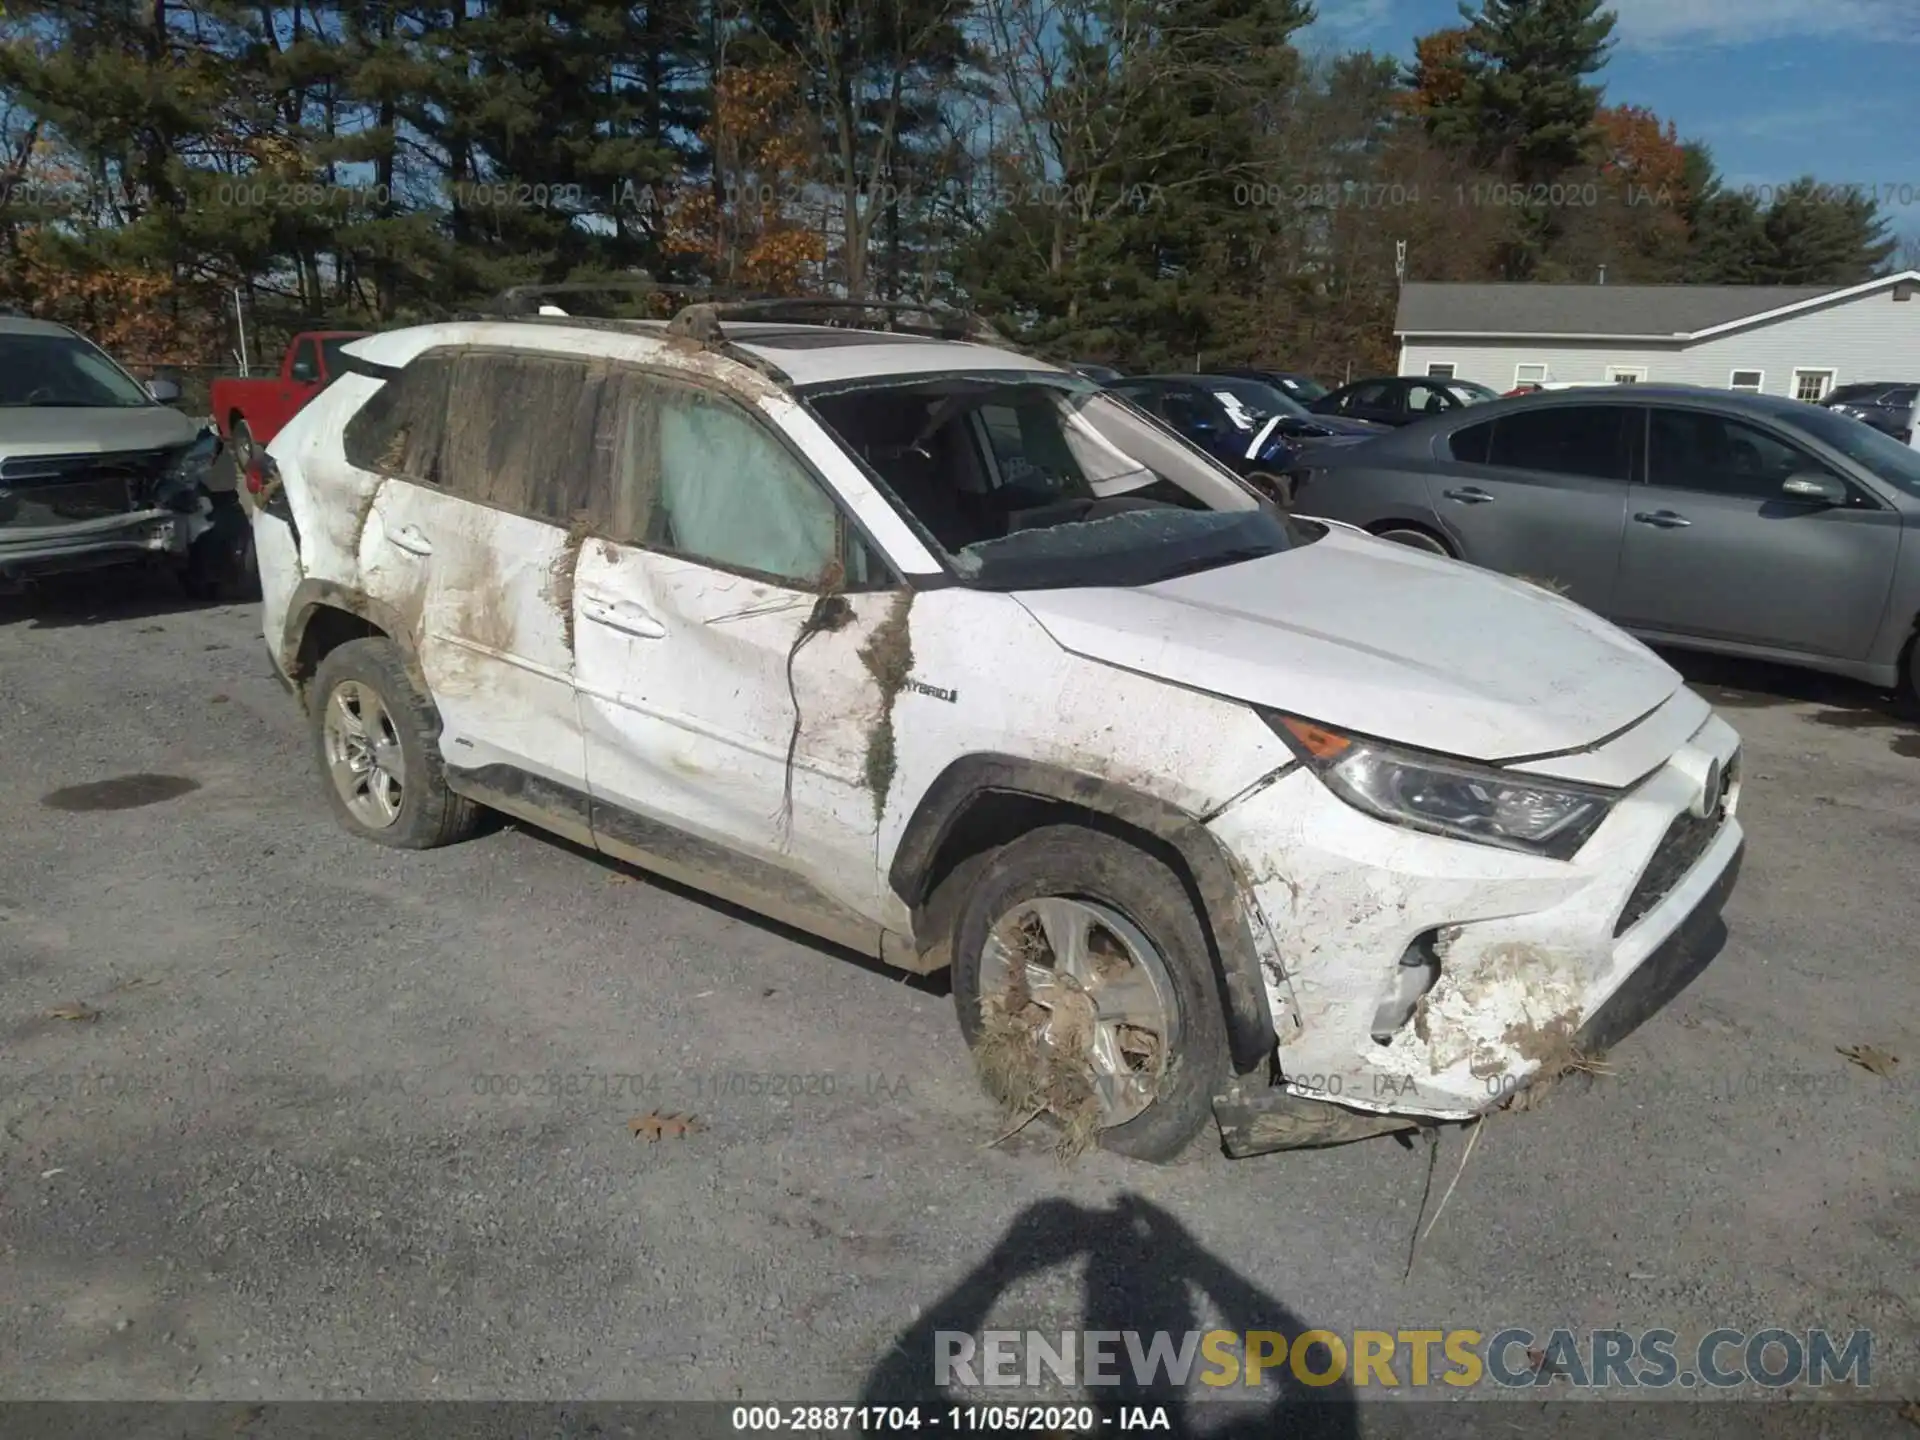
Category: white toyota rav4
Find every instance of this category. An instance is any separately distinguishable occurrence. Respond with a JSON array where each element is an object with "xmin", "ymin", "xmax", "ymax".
[{"xmin": 246, "ymin": 295, "xmax": 1744, "ymax": 1162}]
